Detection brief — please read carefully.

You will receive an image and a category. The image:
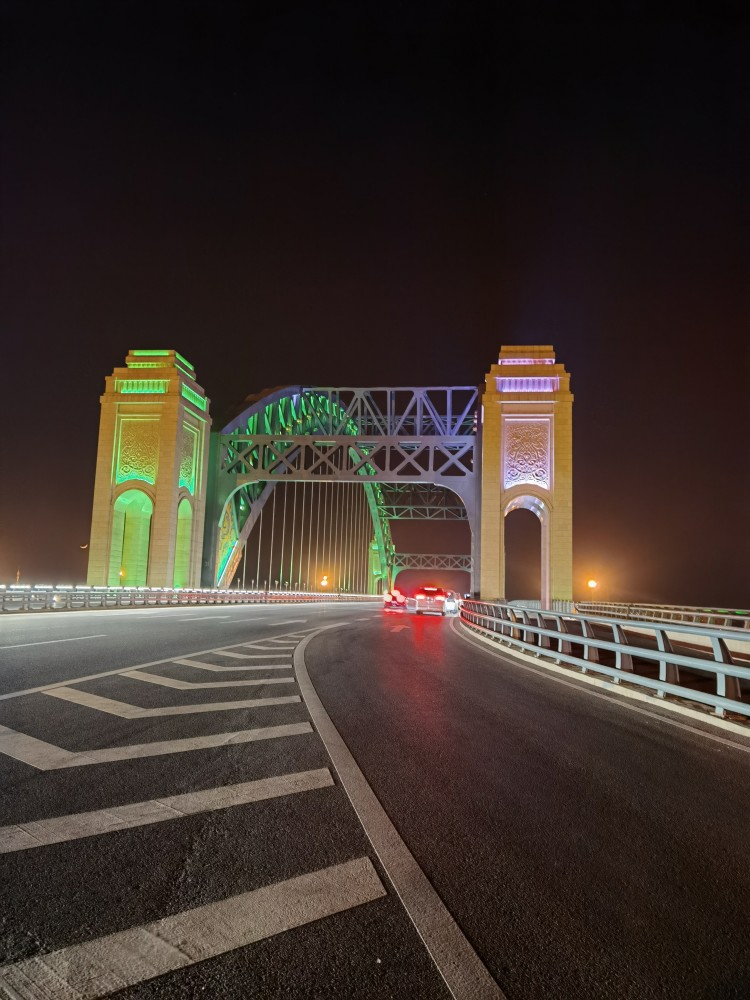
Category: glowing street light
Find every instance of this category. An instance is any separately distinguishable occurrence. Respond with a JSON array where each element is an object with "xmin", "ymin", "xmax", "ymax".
[
  {"xmin": 320, "ymin": 575, "xmax": 328, "ymax": 589},
  {"xmin": 587, "ymin": 578, "xmax": 598, "ymax": 592}
]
